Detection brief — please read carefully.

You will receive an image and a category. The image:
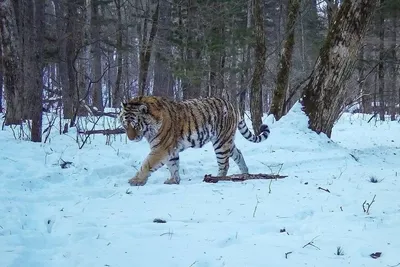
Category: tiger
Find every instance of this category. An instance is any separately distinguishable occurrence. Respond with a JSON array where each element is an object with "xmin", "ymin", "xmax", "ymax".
[{"xmin": 119, "ymin": 96, "xmax": 270, "ymax": 186}]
